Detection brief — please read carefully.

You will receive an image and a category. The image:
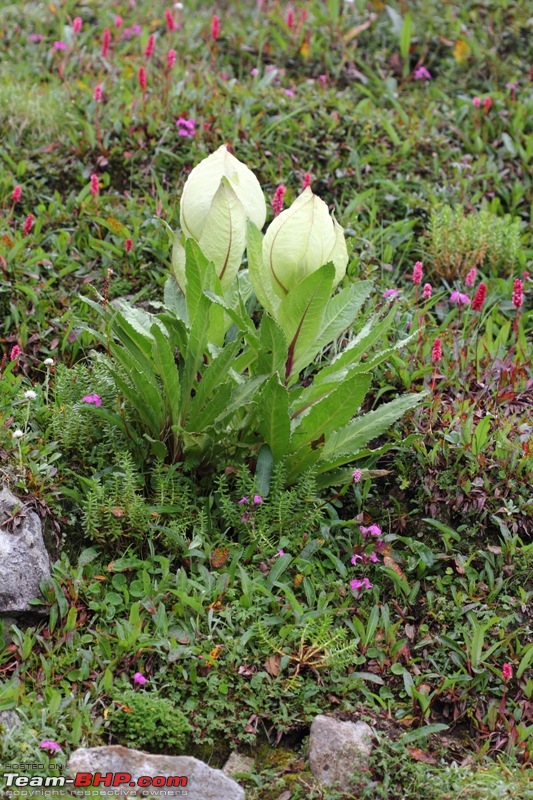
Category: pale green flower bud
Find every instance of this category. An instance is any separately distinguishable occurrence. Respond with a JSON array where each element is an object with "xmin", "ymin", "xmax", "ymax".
[
  {"xmin": 176, "ymin": 145, "xmax": 266, "ymax": 290},
  {"xmin": 262, "ymin": 187, "xmax": 348, "ymax": 297}
]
